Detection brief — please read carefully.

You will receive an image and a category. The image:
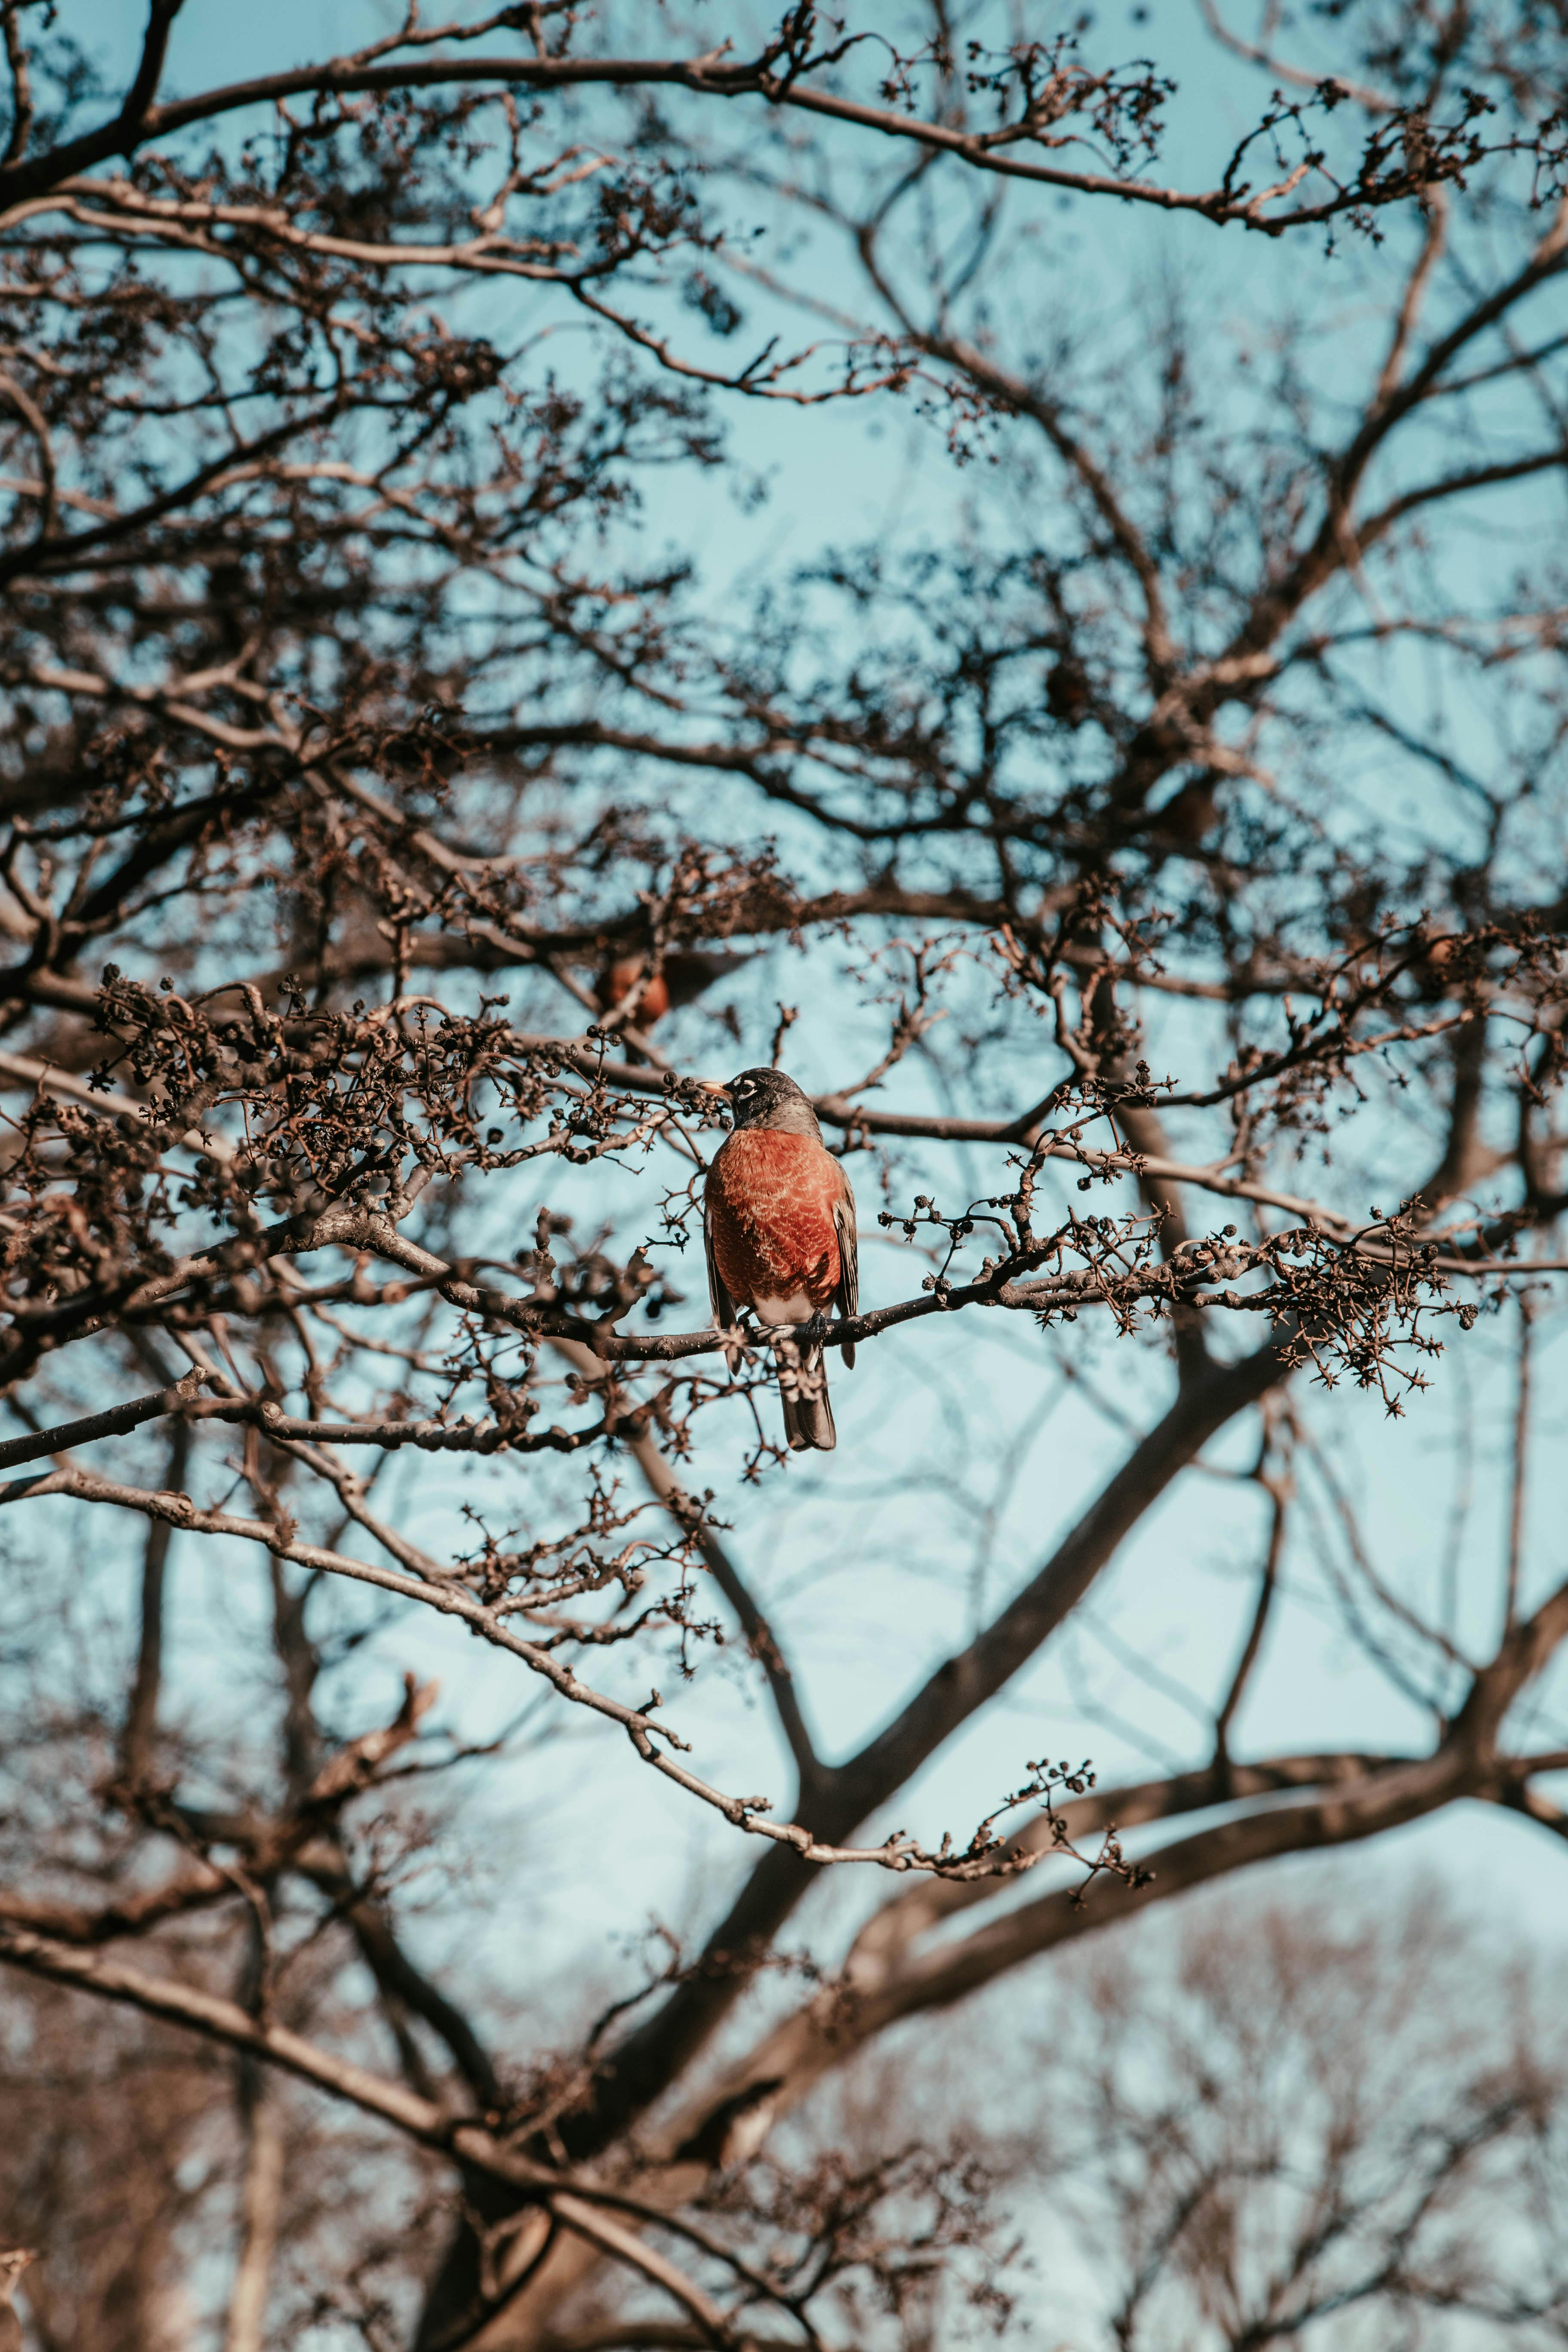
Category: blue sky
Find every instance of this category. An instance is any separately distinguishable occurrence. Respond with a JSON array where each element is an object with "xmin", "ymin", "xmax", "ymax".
[{"xmin": 47, "ymin": 0, "xmax": 1568, "ymax": 2042}]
